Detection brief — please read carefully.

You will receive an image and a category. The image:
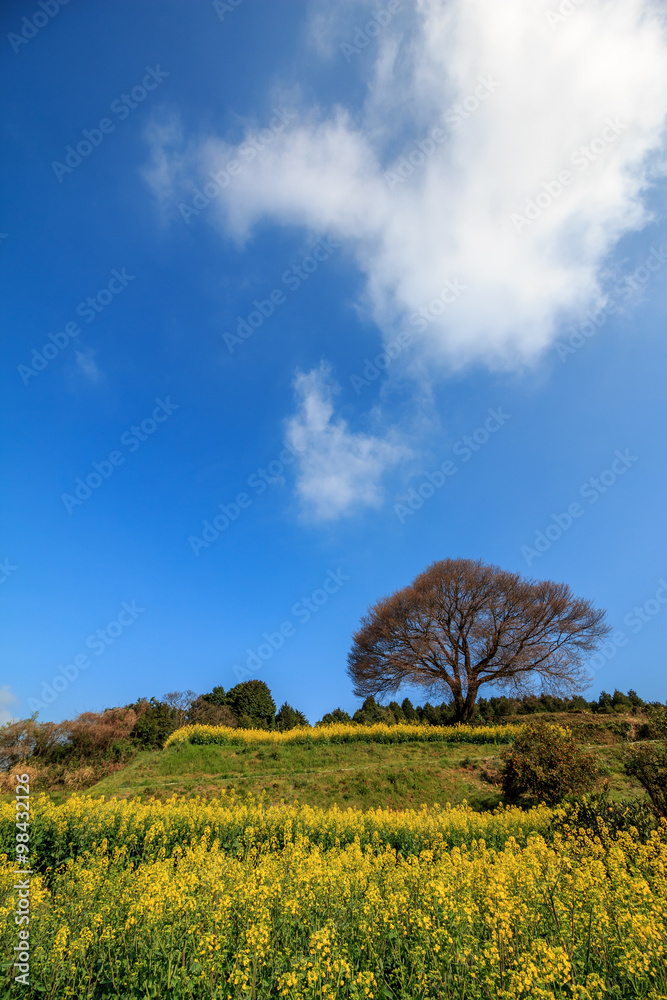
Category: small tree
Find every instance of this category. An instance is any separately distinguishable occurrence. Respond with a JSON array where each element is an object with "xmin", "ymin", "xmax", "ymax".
[
  {"xmin": 401, "ymin": 698, "xmax": 419, "ymax": 722},
  {"xmin": 275, "ymin": 703, "xmax": 308, "ymax": 731},
  {"xmin": 129, "ymin": 698, "xmax": 179, "ymax": 749},
  {"xmin": 387, "ymin": 700, "xmax": 405, "ymax": 722},
  {"xmin": 163, "ymin": 690, "xmax": 198, "ymax": 729},
  {"xmin": 317, "ymin": 707, "xmax": 352, "ymax": 726},
  {"xmin": 348, "ymin": 558, "xmax": 610, "ymax": 722},
  {"xmin": 352, "ymin": 696, "xmax": 394, "ymax": 726},
  {"xmin": 188, "ymin": 699, "xmax": 238, "ymax": 727},
  {"xmin": 225, "ymin": 680, "xmax": 276, "ymax": 729},
  {"xmin": 501, "ymin": 722, "xmax": 599, "ymax": 804},
  {"xmin": 199, "ymin": 685, "xmax": 227, "ymax": 705}
]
